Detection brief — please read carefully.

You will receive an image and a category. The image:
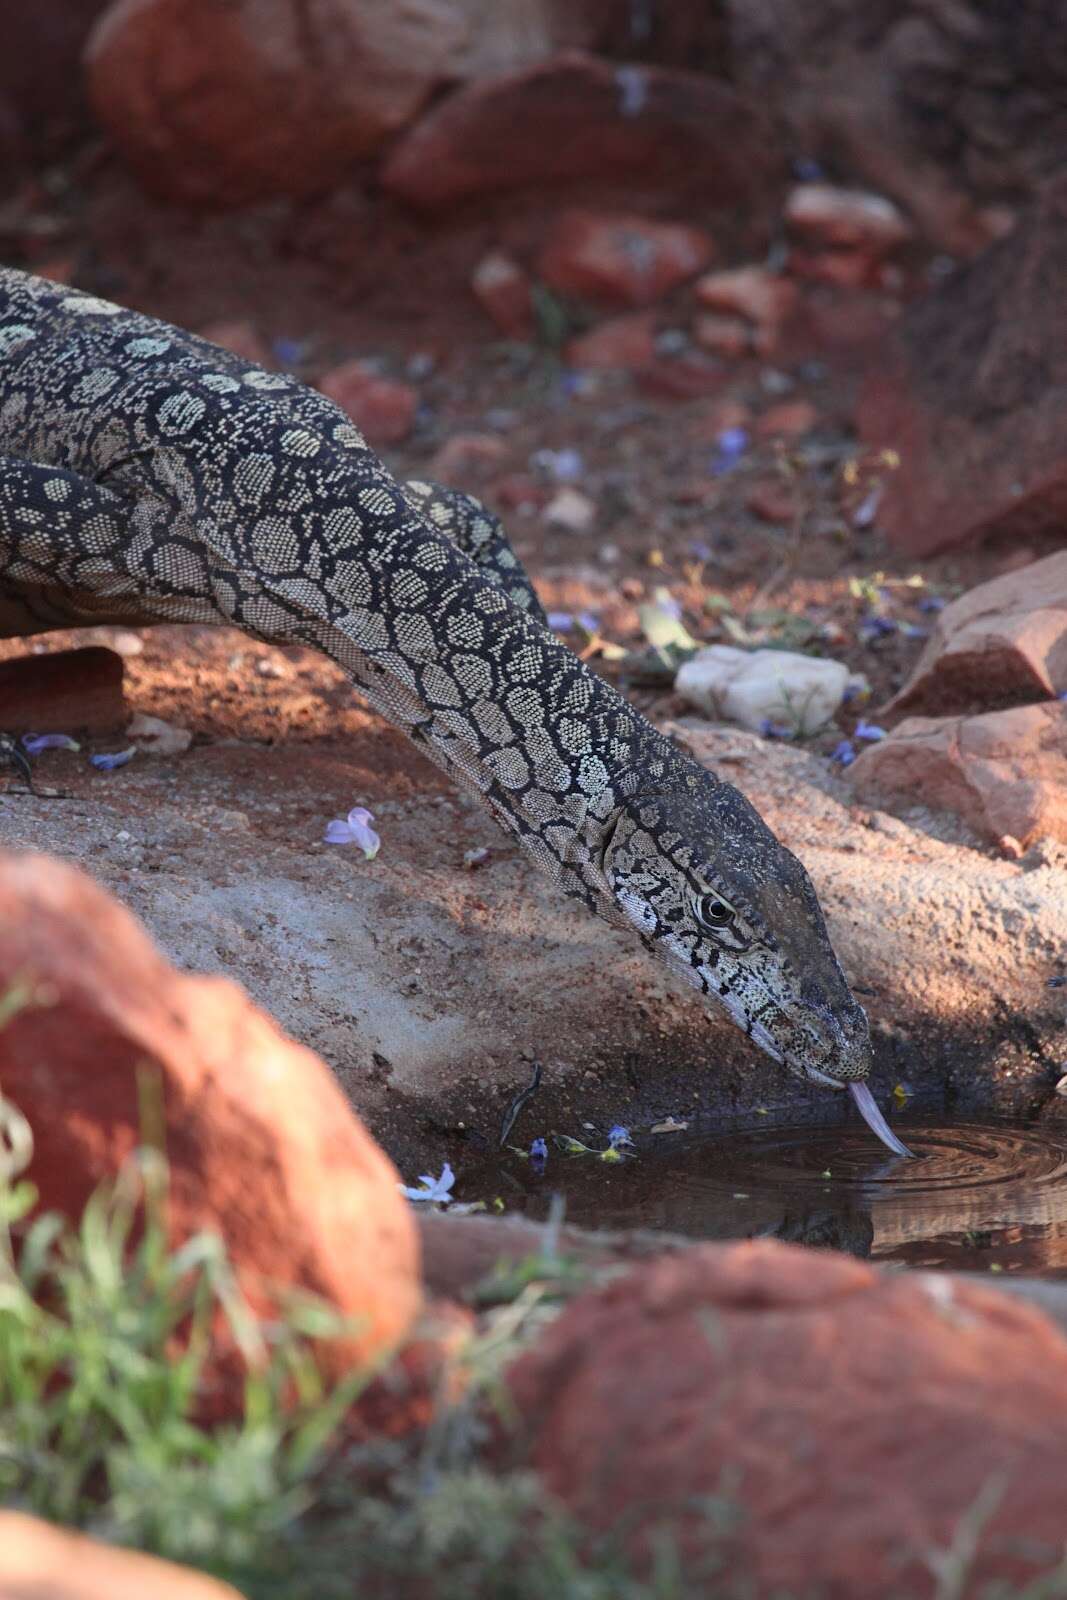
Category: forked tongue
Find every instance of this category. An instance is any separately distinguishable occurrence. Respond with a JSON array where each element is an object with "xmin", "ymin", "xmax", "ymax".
[{"xmin": 848, "ymin": 1081, "xmax": 914, "ymax": 1159}]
